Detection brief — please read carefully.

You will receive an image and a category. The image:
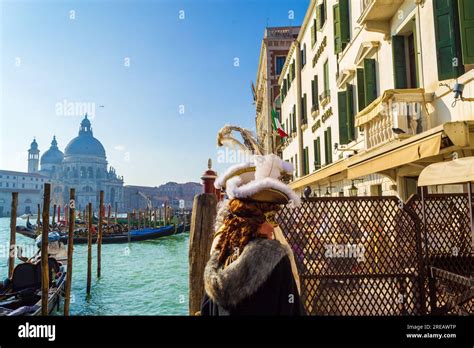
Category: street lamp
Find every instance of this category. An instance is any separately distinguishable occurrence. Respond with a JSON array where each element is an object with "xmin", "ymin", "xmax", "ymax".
[
  {"xmin": 349, "ymin": 179, "xmax": 363, "ymax": 197},
  {"xmin": 304, "ymin": 186, "xmax": 312, "ymax": 199}
]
